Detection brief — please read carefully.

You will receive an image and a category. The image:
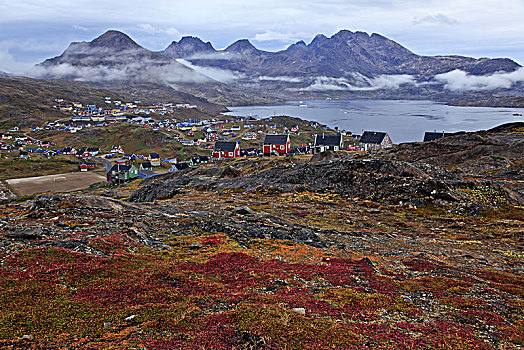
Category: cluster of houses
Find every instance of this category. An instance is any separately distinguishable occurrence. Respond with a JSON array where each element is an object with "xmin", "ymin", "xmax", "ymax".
[
  {"xmin": 75, "ymin": 129, "xmax": 396, "ymax": 184},
  {"xmin": 30, "ymin": 115, "xmax": 219, "ymax": 138},
  {"xmin": 210, "ymin": 130, "xmax": 394, "ymax": 159},
  {"xmin": 45, "ymin": 97, "xmax": 205, "ymax": 134},
  {"xmin": 1, "ymin": 131, "xmax": 58, "ymax": 159},
  {"xmin": 104, "ymin": 150, "xmax": 210, "ymax": 184},
  {"xmin": 54, "ymin": 99, "xmax": 197, "ymax": 120},
  {"xmin": 2, "ymin": 102, "xmax": 458, "ymax": 188}
]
